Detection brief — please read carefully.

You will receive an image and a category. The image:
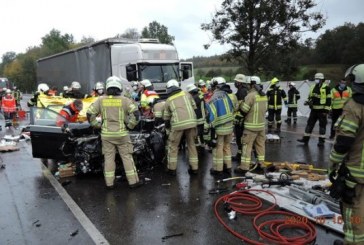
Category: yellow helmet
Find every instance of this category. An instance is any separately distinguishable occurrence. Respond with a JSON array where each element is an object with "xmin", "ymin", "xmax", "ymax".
[{"xmin": 271, "ymin": 77, "xmax": 279, "ymax": 85}]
